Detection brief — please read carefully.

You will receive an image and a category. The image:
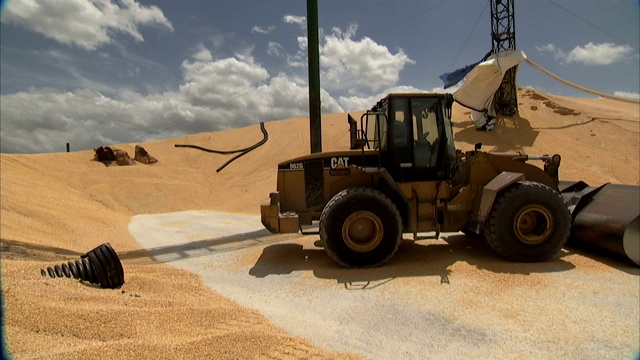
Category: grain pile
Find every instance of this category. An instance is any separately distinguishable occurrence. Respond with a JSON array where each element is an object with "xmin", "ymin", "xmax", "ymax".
[{"xmin": 1, "ymin": 88, "xmax": 639, "ymax": 359}]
